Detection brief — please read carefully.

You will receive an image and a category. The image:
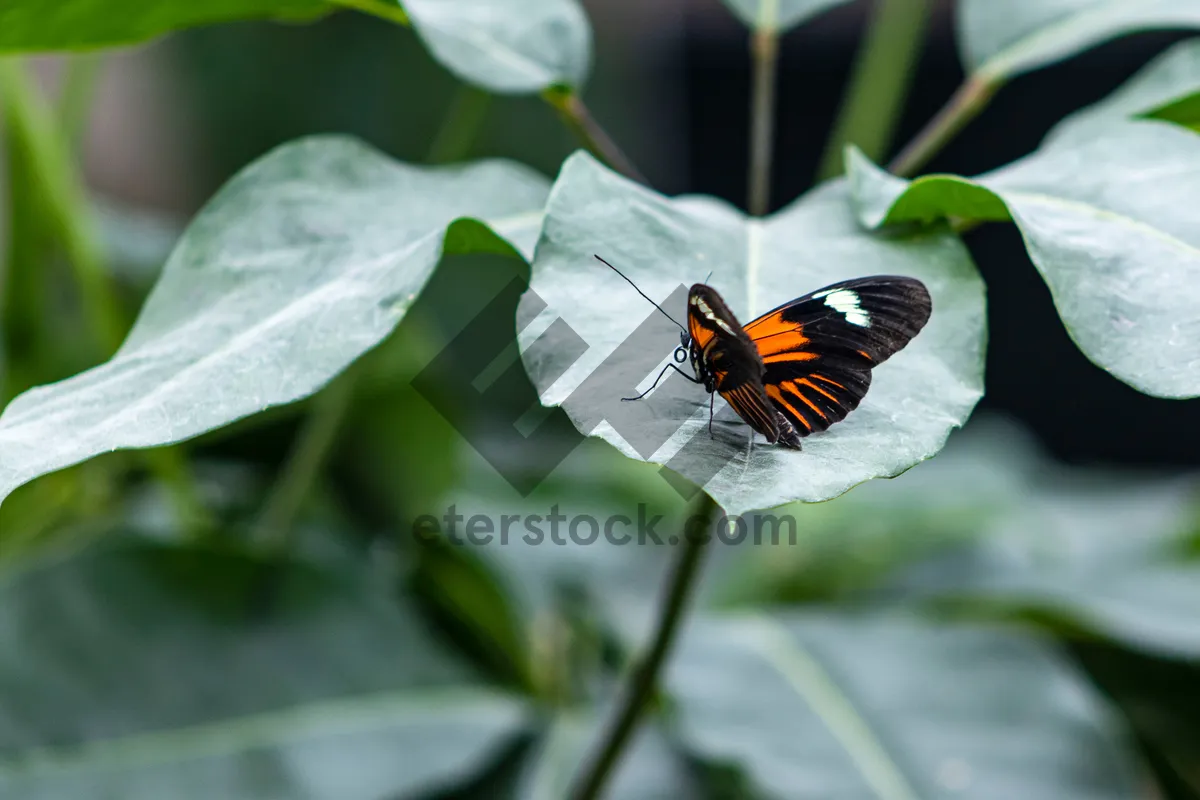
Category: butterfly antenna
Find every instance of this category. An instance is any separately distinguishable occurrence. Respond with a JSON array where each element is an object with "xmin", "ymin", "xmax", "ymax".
[{"xmin": 594, "ymin": 254, "xmax": 687, "ymax": 333}]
